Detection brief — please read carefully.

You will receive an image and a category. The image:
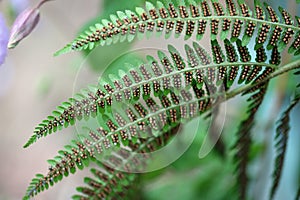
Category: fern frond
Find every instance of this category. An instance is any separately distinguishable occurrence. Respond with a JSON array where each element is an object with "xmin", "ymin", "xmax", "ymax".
[
  {"xmin": 21, "ymin": 1, "xmax": 300, "ymax": 199},
  {"xmin": 72, "ymin": 162, "xmax": 138, "ymax": 200},
  {"xmin": 23, "ymin": 40, "xmax": 300, "ymax": 199},
  {"xmin": 24, "ymin": 123, "xmax": 180, "ymax": 200},
  {"xmin": 25, "ymin": 39, "xmax": 282, "ymax": 148},
  {"xmin": 73, "ymin": 125, "xmax": 180, "ymax": 200},
  {"xmin": 233, "ymin": 81, "xmax": 269, "ymax": 200},
  {"xmin": 55, "ymin": 0, "xmax": 300, "ymax": 56},
  {"xmin": 270, "ymin": 92, "xmax": 300, "ymax": 200},
  {"xmin": 23, "ymin": 140, "xmax": 96, "ymax": 199}
]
